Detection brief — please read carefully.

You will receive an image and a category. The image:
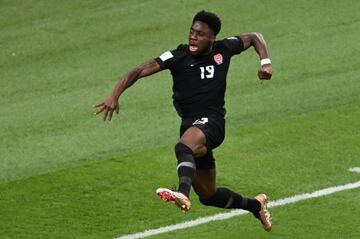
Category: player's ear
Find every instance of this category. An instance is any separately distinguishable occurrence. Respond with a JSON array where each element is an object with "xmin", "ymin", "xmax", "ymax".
[{"xmin": 209, "ymin": 32, "xmax": 215, "ymax": 42}]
